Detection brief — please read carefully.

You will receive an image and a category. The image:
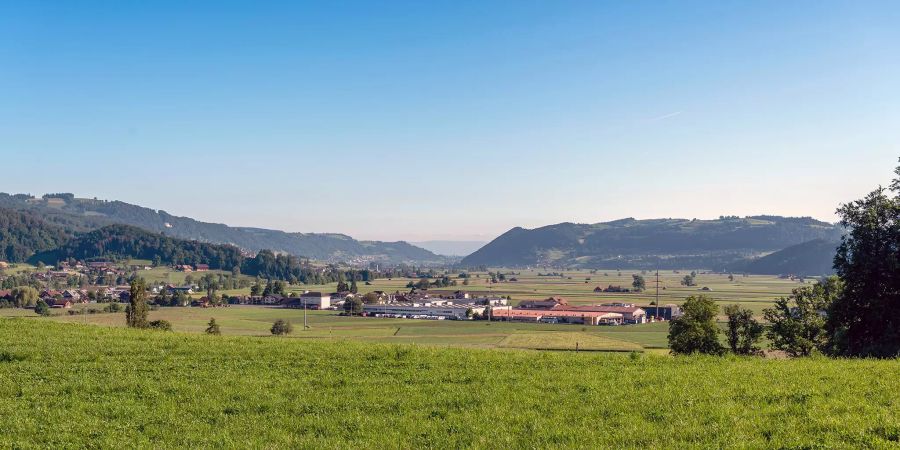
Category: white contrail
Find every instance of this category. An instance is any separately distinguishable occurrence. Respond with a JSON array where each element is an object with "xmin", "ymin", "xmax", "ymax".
[{"xmin": 648, "ymin": 111, "xmax": 683, "ymax": 122}]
